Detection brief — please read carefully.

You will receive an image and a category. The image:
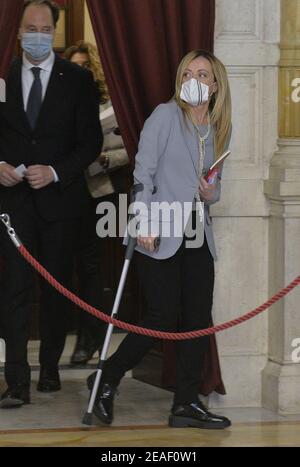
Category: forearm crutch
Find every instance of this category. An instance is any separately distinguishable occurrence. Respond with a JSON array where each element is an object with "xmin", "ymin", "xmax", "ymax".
[{"xmin": 82, "ymin": 184, "xmax": 159, "ymax": 426}]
